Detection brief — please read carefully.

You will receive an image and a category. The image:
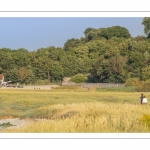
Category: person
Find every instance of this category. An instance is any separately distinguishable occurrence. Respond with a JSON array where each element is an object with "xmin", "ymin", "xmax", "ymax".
[
  {"xmin": 142, "ymin": 96, "xmax": 148, "ymax": 105},
  {"xmin": 140, "ymin": 93, "xmax": 144, "ymax": 105}
]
